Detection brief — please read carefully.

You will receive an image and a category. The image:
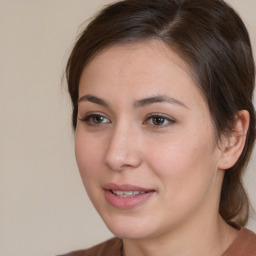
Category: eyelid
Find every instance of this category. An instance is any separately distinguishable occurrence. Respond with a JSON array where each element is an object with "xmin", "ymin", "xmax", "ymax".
[
  {"xmin": 79, "ymin": 112, "xmax": 111, "ymax": 126},
  {"xmin": 143, "ymin": 113, "xmax": 176, "ymax": 128},
  {"xmin": 78, "ymin": 112, "xmax": 175, "ymax": 128}
]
